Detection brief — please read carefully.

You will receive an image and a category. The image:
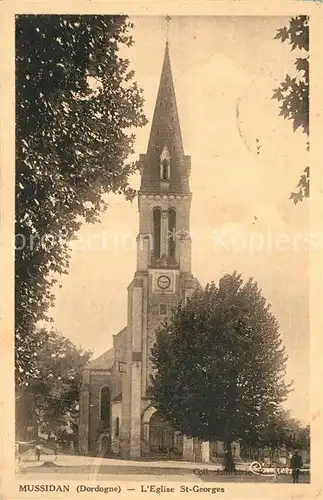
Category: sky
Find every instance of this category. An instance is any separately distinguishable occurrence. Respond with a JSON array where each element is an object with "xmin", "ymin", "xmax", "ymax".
[{"xmin": 49, "ymin": 16, "xmax": 310, "ymax": 423}]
